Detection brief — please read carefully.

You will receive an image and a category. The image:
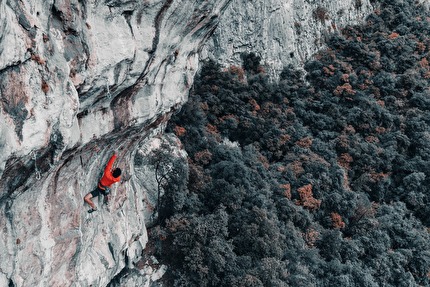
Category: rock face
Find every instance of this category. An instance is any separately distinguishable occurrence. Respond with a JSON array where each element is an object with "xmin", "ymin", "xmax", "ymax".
[
  {"xmin": 201, "ymin": 0, "xmax": 373, "ymax": 79},
  {"xmin": 0, "ymin": 0, "xmax": 229, "ymax": 286},
  {"xmin": 0, "ymin": 0, "xmax": 374, "ymax": 286},
  {"xmin": 0, "ymin": 0, "xmax": 231, "ymax": 190}
]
